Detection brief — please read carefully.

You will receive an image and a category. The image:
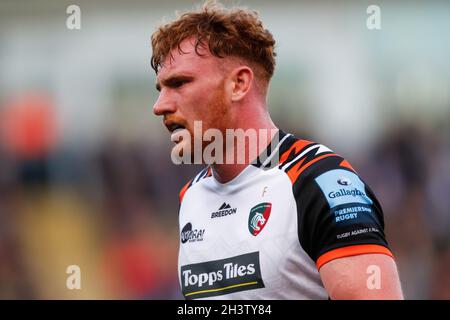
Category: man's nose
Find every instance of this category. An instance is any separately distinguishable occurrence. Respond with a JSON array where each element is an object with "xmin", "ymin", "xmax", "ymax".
[{"xmin": 153, "ymin": 90, "xmax": 176, "ymax": 116}]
